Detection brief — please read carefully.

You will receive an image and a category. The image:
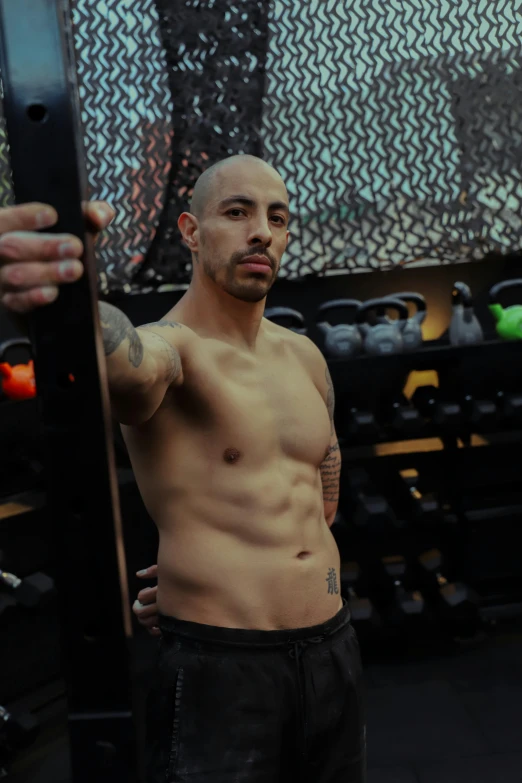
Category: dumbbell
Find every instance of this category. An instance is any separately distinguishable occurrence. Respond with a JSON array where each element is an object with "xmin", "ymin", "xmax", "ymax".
[
  {"xmin": 460, "ymin": 394, "xmax": 497, "ymax": 429},
  {"xmin": 397, "ymin": 469, "xmax": 441, "ymax": 528},
  {"xmin": 340, "ymin": 561, "xmax": 382, "ymax": 641},
  {"xmin": 381, "ymin": 555, "xmax": 428, "ymax": 631},
  {"xmin": 0, "ymin": 705, "xmax": 39, "ymax": 751},
  {"xmin": 346, "ymin": 407, "xmax": 380, "ymax": 439},
  {"xmin": 496, "ymin": 391, "xmax": 522, "ymax": 421},
  {"xmin": 411, "ymin": 385, "xmax": 461, "ymax": 430},
  {"xmin": 416, "ymin": 549, "xmax": 480, "ymax": 633},
  {"xmin": 380, "ymin": 395, "xmax": 421, "ymax": 434},
  {"xmin": 346, "ymin": 468, "xmax": 398, "ymax": 532},
  {"xmin": 0, "ymin": 594, "xmax": 17, "ymax": 621},
  {"xmin": 0, "ymin": 570, "xmax": 55, "ymax": 609}
]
